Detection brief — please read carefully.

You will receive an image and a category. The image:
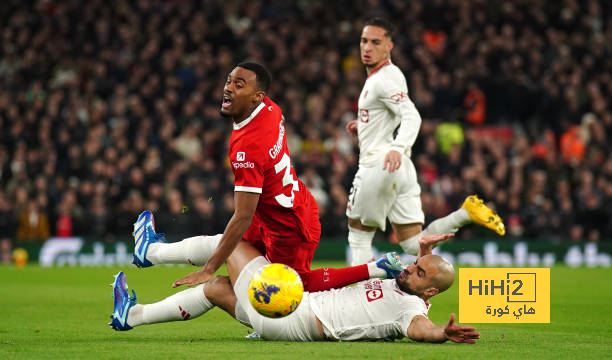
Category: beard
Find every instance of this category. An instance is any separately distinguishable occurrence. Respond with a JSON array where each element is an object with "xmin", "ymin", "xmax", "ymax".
[{"xmin": 396, "ymin": 278, "xmax": 418, "ymax": 295}]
